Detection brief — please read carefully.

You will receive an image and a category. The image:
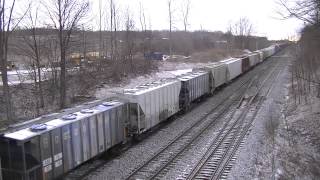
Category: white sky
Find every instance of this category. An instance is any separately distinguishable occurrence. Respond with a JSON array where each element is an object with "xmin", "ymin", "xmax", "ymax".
[{"xmin": 90, "ymin": 0, "xmax": 302, "ymax": 40}]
